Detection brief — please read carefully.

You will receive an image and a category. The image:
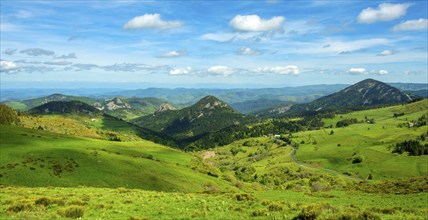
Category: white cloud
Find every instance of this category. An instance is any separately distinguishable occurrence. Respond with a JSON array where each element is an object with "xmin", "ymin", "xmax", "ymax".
[
  {"xmin": 124, "ymin": 14, "xmax": 183, "ymax": 30},
  {"xmin": 348, "ymin": 68, "xmax": 368, "ymax": 74},
  {"xmin": 239, "ymin": 47, "xmax": 258, "ymax": 55},
  {"xmin": 207, "ymin": 65, "xmax": 234, "ymax": 76},
  {"xmin": 55, "ymin": 53, "xmax": 77, "ymax": 59},
  {"xmin": 159, "ymin": 50, "xmax": 186, "ymax": 58},
  {"xmin": 0, "ymin": 60, "xmax": 18, "ymax": 70},
  {"xmin": 392, "ymin": 19, "xmax": 428, "ymax": 32},
  {"xmin": 169, "ymin": 67, "xmax": 192, "ymax": 75},
  {"xmin": 229, "ymin": 15, "xmax": 285, "ymax": 32},
  {"xmin": 378, "ymin": 69, "xmax": 388, "ymax": 75},
  {"xmin": 377, "ymin": 50, "xmax": 393, "ymax": 56},
  {"xmin": 358, "ymin": 3, "xmax": 411, "ymax": 24},
  {"xmin": 255, "ymin": 66, "xmax": 300, "ymax": 75},
  {"xmin": 20, "ymin": 48, "xmax": 55, "ymax": 56}
]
